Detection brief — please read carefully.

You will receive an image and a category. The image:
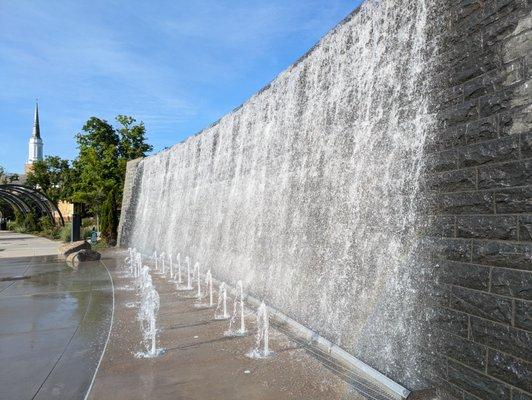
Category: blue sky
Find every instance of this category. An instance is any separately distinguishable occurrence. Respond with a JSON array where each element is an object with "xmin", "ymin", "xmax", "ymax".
[{"xmin": 0, "ymin": 0, "xmax": 361, "ymax": 173}]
